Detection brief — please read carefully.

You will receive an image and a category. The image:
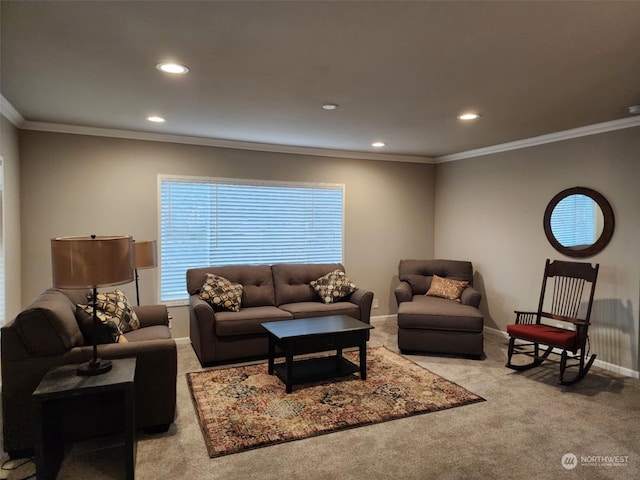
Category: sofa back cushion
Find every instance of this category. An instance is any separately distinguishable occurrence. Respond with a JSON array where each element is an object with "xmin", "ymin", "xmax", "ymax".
[
  {"xmin": 186, "ymin": 265, "xmax": 275, "ymax": 307},
  {"xmin": 399, "ymin": 259, "xmax": 474, "ymax": 295},
  {"xmin": 13, "ymin": 288, "xmax": 85, "ymax": 356},
  {"xmin": 272, "ymin": 263, "xmax": 345, "ymax": 305}
]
